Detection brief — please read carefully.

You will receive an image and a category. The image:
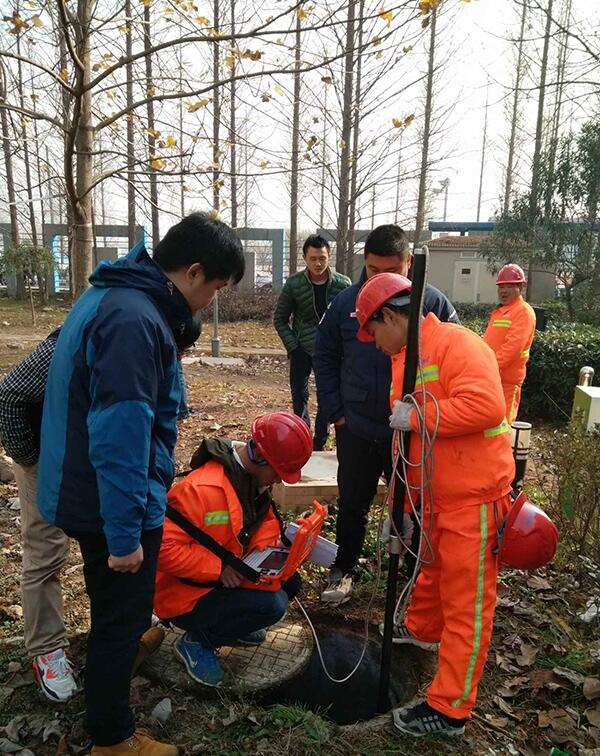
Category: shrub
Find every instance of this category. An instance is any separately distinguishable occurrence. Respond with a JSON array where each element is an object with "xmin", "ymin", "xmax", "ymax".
[
  {"xmin": 520, "ymin": 324, "xmax": 600, "ymax": 422},
  {"xmin": 216, "ymin": 286, "xmax": 278, "ymax": 322},
  {"xmin": 455, "ymin": 302, "xmax": 494, "ymax": 322},
  {"xmin": 533, "ymin": 424, "xmax": 600, "ymax": 565}
]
